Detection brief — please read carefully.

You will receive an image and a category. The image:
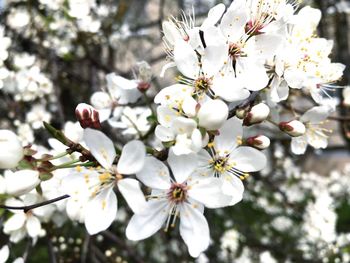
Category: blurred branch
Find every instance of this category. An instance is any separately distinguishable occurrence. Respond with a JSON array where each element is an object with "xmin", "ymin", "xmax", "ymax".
[{"xmin": 102, "ymin": 230, "xmax": 145, "ymax": 263}]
